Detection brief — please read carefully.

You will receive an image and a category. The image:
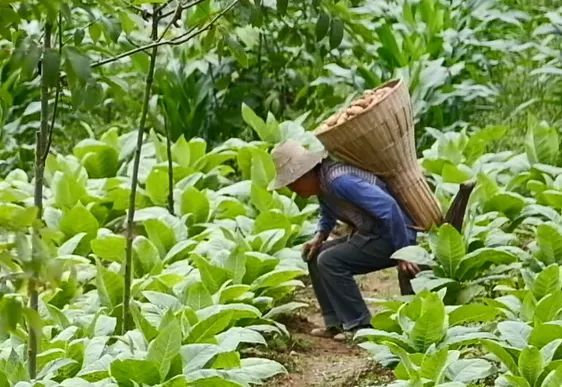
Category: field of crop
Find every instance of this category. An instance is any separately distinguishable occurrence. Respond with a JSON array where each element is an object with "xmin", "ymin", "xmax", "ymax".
[{"xmin": 0, "ymin": 0, "xmax": 561, "ymax": 386}]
